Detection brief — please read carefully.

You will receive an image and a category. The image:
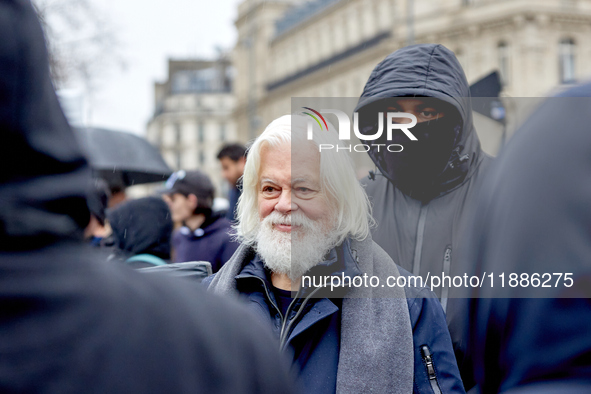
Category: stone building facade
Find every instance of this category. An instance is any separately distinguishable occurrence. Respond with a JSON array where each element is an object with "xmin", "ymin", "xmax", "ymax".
[
  {"xmin": 232, "ymin": 0, "xmax": 591, "ymax": 154},
  {"xmin": 146, "ymin": 57, "xmax": 236, "ymax": 195}
]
